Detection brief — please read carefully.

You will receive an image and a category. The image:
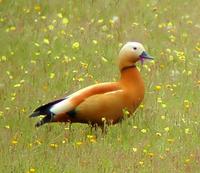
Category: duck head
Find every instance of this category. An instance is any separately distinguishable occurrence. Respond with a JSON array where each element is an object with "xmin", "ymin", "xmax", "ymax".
[{"xmin": 118, "ymin": 42, "xmax": 154, "ymax": 71}]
